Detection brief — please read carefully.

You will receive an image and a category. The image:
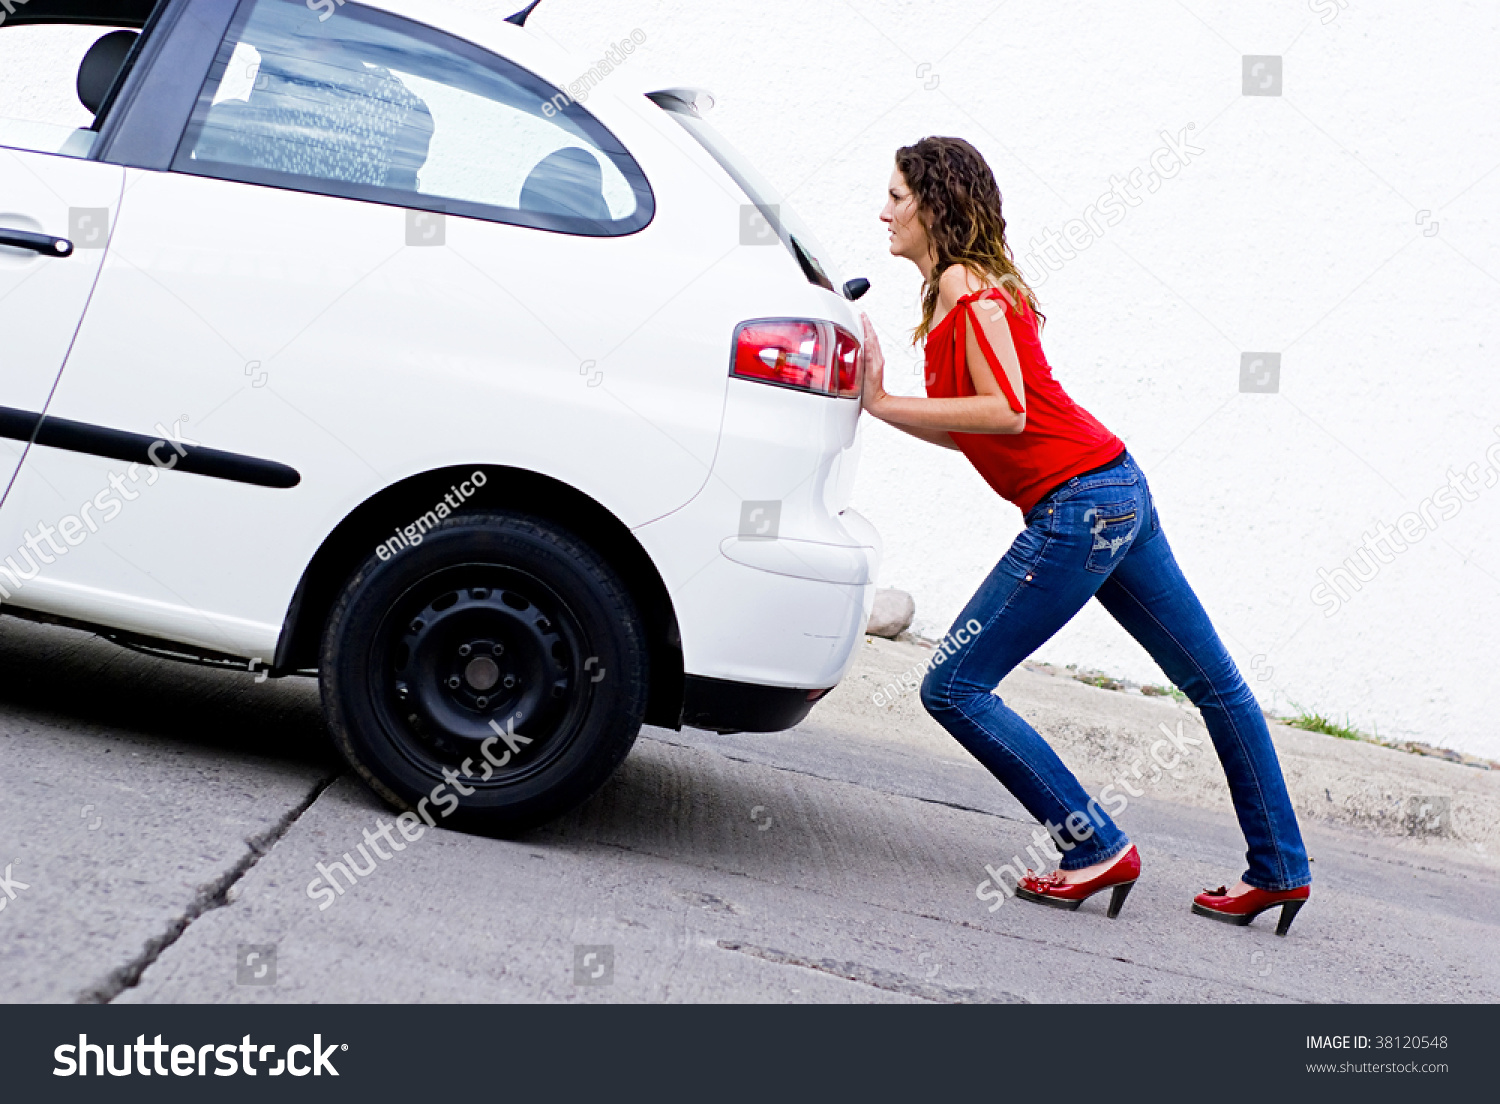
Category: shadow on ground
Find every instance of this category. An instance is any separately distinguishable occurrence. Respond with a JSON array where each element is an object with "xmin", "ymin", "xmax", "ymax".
[{"xmin": 0, "ymin": 615, "xmax": 337, "ymax": 767}]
